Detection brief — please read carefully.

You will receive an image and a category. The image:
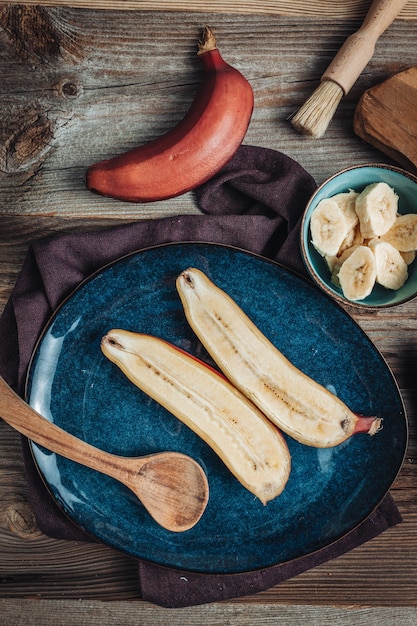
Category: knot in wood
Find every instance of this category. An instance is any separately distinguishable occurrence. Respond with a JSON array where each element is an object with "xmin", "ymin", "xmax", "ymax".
[
  {"xmin": 55, "ymin": 78, "xmax": 81, "ymax": 99},
  {"xmin": 62, "ymin": 81, "xmax": 79, "ymax": 98},
  {"xmin": 0, "ymin": 5, "xmax": 82, "ymax": 66},
  {"xmin": 5, "ymin": 501, "xmax": 41, "ymax": 540},
  {"xmin": 1, "ymin": 109, "xmax": 53, "ymax": 174}
]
